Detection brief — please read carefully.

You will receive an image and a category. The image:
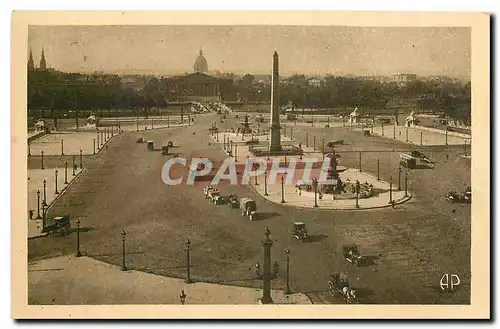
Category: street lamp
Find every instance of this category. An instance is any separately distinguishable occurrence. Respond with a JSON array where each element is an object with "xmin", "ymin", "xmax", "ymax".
[
  {"xmin": 377, "ymin": 159, "xmax": 380, "ymax": 181},
  {"xmin": 398, "ymin": 166, "xmax": 402, "ymax": 191},
  {"xmin": 54, "ymin": 169, "xmax": 59, "ymax": 194},
  {"xmin": 76, "ymin": 218, "xmax": 82, "ymax": 257},
  {"xmin": 72, "ymin": 155, "xmax": 76, "ymax": 176},
  {"xmin": 64, "ymin": 161, "xmax": 68, "ymax": 184},
  {"xmin": 36, "ymin": 190, "xmax": 42, "ymax": 219},
  {"xmin": 80, "ymin": 149, "xmax": 83, "ymax": 169},
  {"xmin": 312, "ymin": 178, "xmax": 319, "ymax": 207},
  {"xmin": 389, "ymin": 176, "xmax": 393, "ymax": 205},
  {"xmin": 121, "ymin": 229, "xmax": 127, "ymax": 271},
  {"xmin": 61, "ymin": 139, "xmax": 64, "ymax": 156},
  {"xmin": 313, "ymin": 136, "xmax": 316, "ymax": 151},
  {"xmin": 264, "ymin": 172, "xmax": 269, "ymax": 196},
  {"xmin": 185, "ymin": 238, "xmax": 192, "ymax": 283},
  {"xmin": 285, "ymin": 249, "xmax": 291, "ymax": 294},
  {"xmin": 41, "ymin": 150, "xmax": 44, "ymax": 170},
  {"xmin": 280, "ymin": 176, "xmax": 285, "ymax": 203},
  {"xmin": 41, "ymin": 204, "xmax": 48, "ymax": 232},
  {"xmin": 405, "ymin": 171, "xmax": 408, "ymax": 197},
  {"xmin": 359, "ymin": 152, "xmax": 362, "ymax": 172},
  {"xmin": 355, "ymin": 180, "xmax": 360, "ymax": 208},
  {"xmin": 42, "ymin": 179, "xmax": 47, "ymax": 206},
  {"xmin": 180, "ymin": 289, "xmax": 187, "ymax": 305}
]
